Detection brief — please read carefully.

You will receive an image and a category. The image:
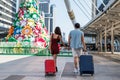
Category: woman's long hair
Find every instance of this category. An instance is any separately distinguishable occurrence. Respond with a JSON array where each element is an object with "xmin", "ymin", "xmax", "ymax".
[
  {"xmin": 54, "ymin": 27, "xmax": 61, "ymax": 36},
  {"xmin": 54, "ymin": 27, "xmax": 62, "ymax": 42}
]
